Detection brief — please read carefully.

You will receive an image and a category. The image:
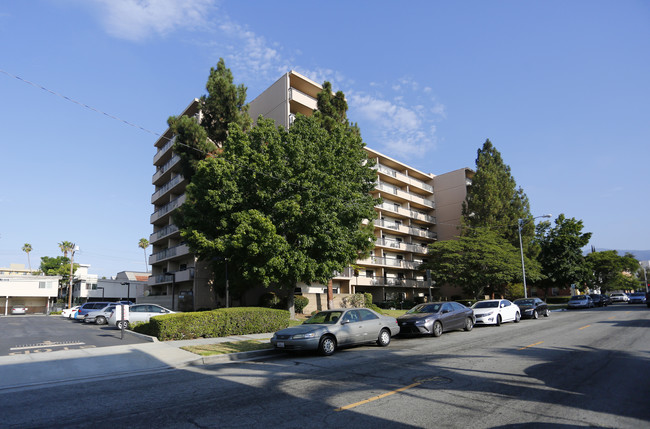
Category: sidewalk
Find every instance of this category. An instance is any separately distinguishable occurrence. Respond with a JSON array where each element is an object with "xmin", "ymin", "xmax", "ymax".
[{"xmin": 0, "ymin": 331, "xmax": 276, "ymax": 391}]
